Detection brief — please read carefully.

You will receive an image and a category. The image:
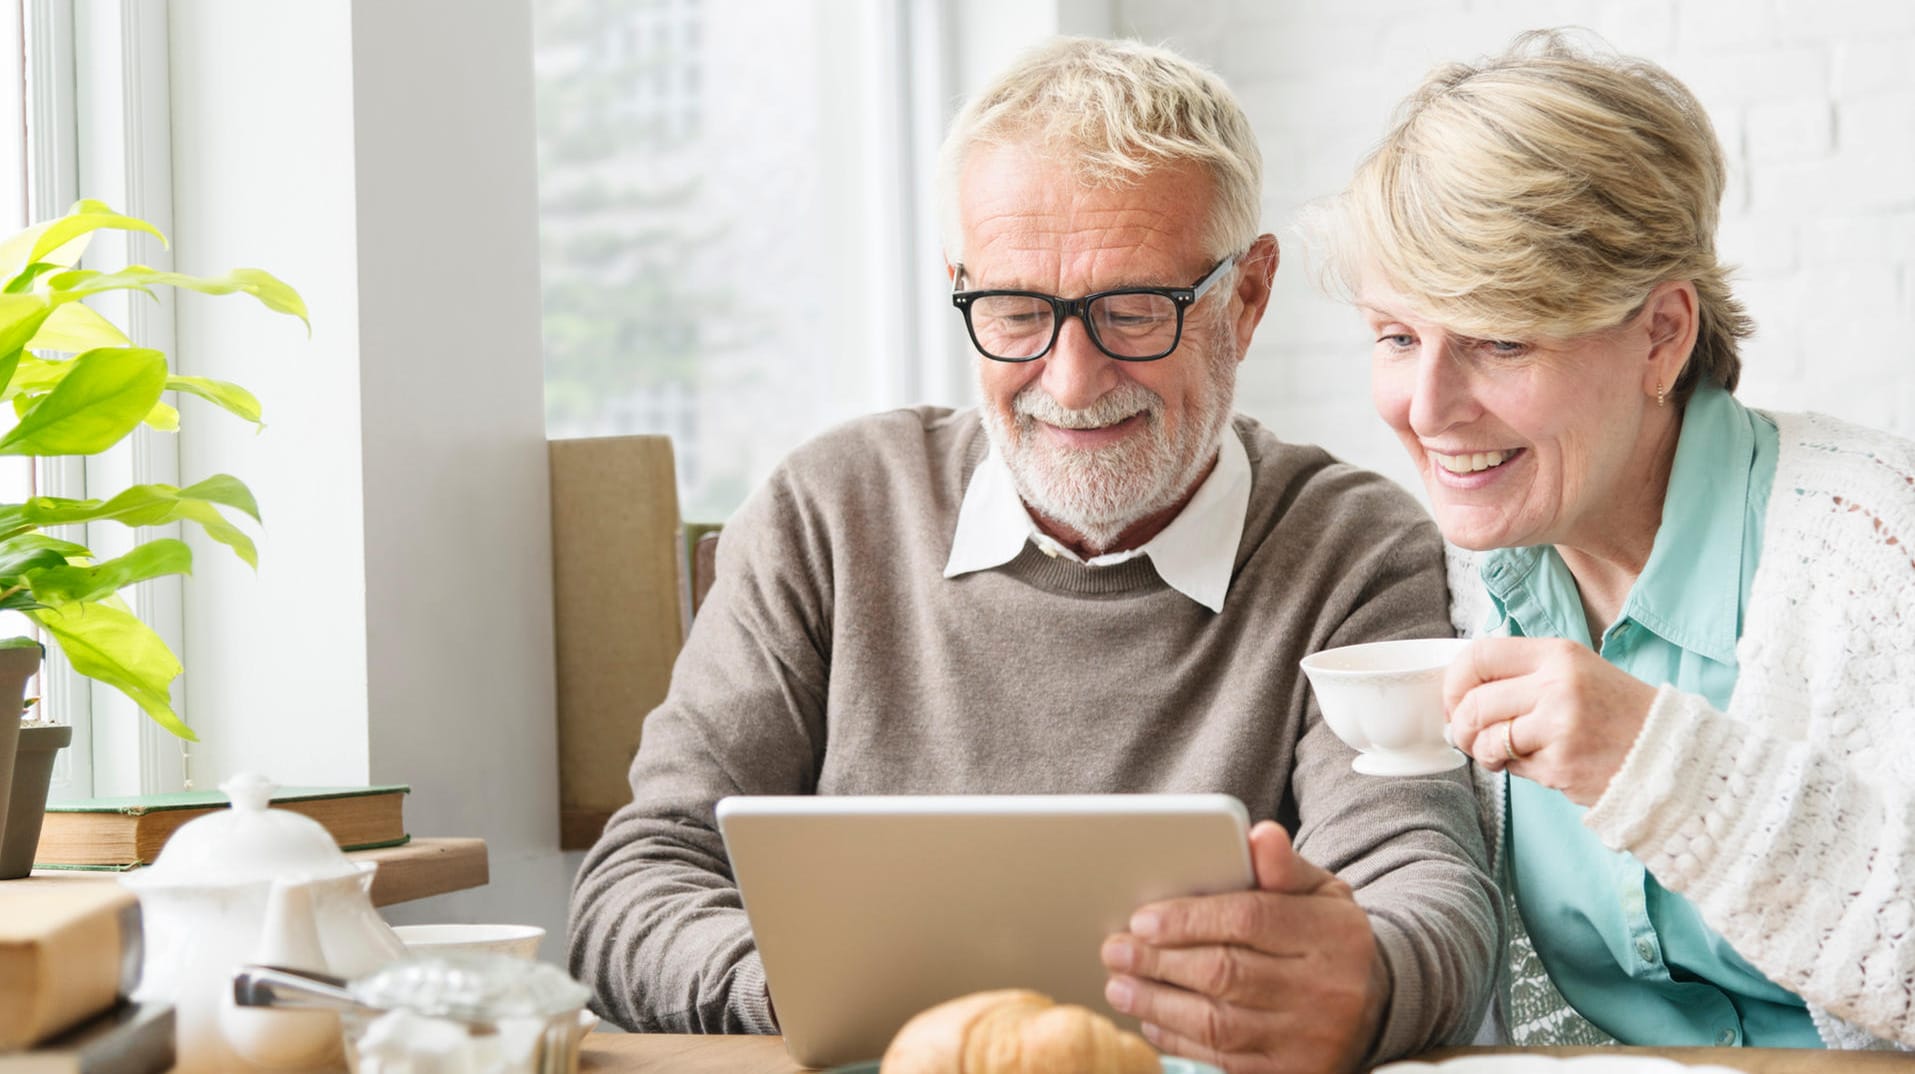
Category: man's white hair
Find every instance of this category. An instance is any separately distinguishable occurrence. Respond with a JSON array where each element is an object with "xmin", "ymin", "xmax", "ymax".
[{"xmin": 937, "ymin": 36, "xmax": 1263, "ymax": 265}]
